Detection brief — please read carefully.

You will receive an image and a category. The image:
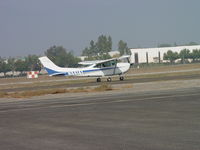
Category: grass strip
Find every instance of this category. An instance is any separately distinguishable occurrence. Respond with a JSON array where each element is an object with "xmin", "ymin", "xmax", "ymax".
[{"xmin": 0, "ymin": 84, "xmax": 114, "ymax": 98}]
